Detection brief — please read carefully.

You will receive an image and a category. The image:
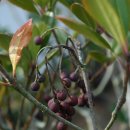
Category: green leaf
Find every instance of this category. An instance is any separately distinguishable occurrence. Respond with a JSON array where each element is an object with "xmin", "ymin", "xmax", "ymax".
[
  {"xmin": 126, "ymin": 0, "xmax": 130, "ymax": 29},
  {"xmin": 0, "ymin": 34, "xmax": 12, "ymax": 50},
  {"xmin": 115, "ymin": 0, "xmax": 129, "ymax": 35},
  {"xmin": 9, "ymin": 0, "xmax": 38, "ymax": 14},
  {"xmin": 71, "ymin": 3, "xmax": 96, "ymax": 29},
  {"xmin": 87, "ymin": 51, "xmax": 113, "ymax": 63},
  {"xmin": 57, "ymin": 17, "xmax": 111, "ymax": 50},
  {"xmin": 82, "ymin": 0, "xmax": 128, "ymax": 54}
]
